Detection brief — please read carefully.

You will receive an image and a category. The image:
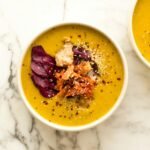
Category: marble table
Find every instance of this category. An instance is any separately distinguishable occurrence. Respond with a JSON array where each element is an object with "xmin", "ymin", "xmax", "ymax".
[{"xmin": 0, "ymin": 0, "xmax": 150, "ymax": 149}]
